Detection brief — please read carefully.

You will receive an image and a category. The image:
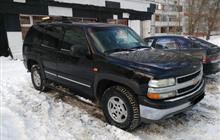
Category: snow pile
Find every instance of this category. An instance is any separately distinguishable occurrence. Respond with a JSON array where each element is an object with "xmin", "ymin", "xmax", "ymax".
[{"xmin": 1, "ymin": 34, "xmax": 220, "ymax": 140}]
